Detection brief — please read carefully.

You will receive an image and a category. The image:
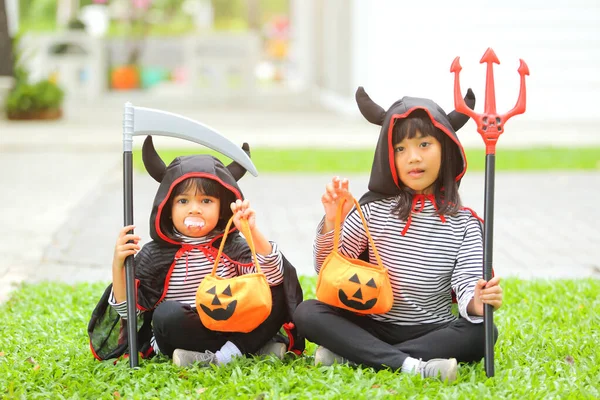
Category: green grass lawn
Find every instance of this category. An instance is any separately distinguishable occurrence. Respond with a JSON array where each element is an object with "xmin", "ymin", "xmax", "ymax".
[
  {"xmin": 1, "ymin": 278, "xmax": 598, "ymax": 399},
  {"xmin": 132, "ymin": 147, "xmax": 600, "ymax": 174}
]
